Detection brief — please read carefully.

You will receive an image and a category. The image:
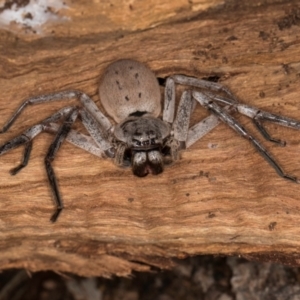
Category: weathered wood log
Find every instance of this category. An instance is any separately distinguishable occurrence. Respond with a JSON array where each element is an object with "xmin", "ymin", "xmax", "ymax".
[{"xmin": 0, "ymin": 0, "xmax": 300, "ymax": 277}]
